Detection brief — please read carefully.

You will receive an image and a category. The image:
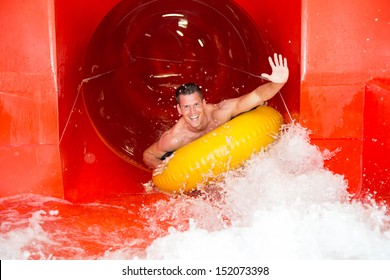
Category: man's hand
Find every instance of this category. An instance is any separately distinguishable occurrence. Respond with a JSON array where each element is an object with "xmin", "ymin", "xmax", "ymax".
[
  {"xmin": 261, "ymin": 53, "xmax": 289, "ymax": 84},
  {"xmin": 152, "ymin": 153, "xmax": 174, "ymax": 176}
]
